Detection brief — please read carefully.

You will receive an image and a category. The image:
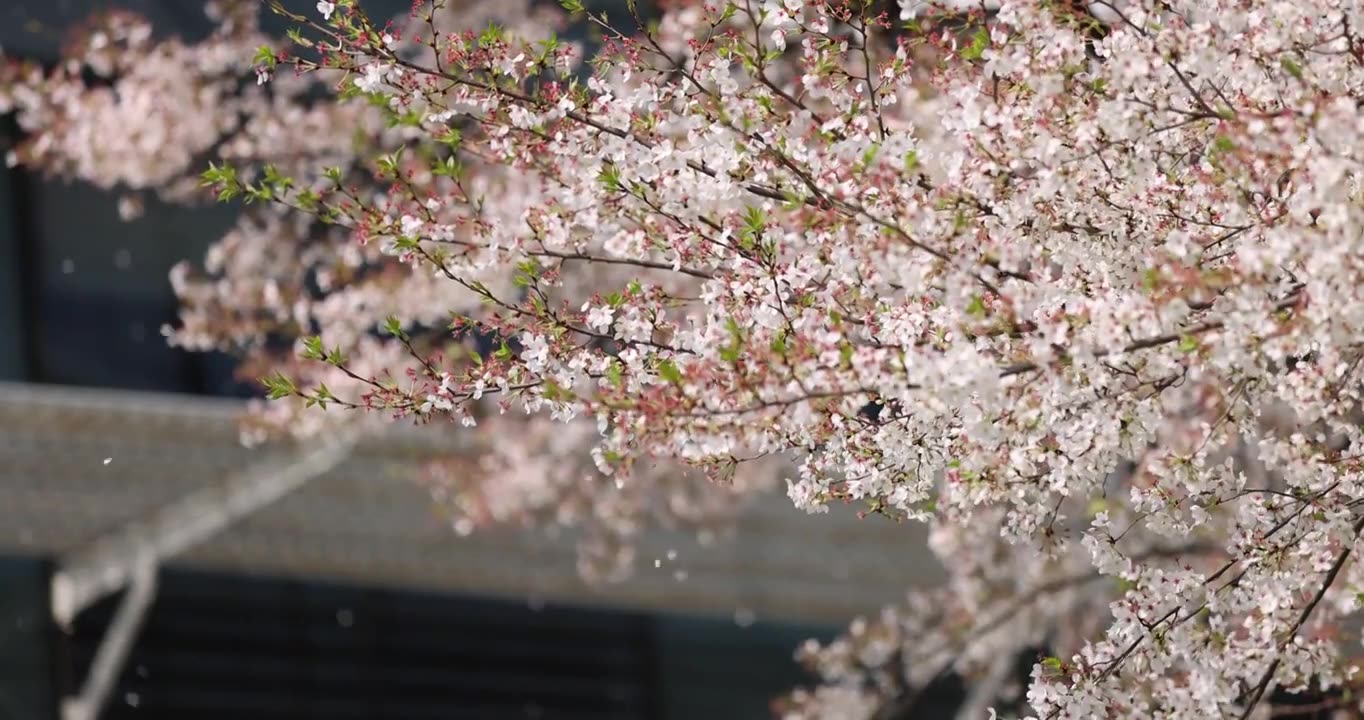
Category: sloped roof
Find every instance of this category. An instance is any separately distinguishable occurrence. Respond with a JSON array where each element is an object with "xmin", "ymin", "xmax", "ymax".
[{"xmin": 0, "ymin": 381, "xmax": 943, "ymax": 625}]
